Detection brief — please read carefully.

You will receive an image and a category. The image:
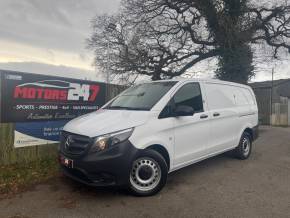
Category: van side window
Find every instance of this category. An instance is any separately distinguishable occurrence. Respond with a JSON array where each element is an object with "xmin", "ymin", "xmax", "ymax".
[{"xmin": 173, "ymin": 83, "xmax": 204, "ymax": 113}]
